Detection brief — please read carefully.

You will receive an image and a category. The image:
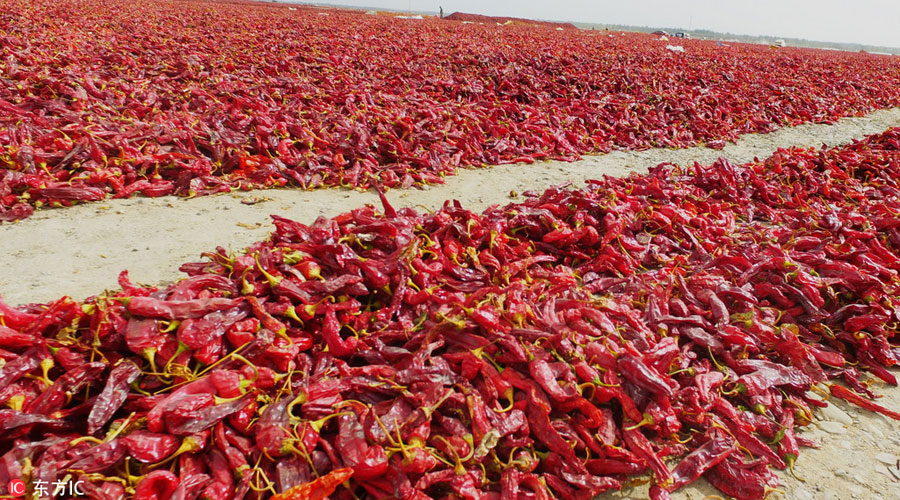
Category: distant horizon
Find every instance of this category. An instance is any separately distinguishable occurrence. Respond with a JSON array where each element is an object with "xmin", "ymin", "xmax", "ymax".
[{"xmin": 277, "ymin": 0, "xmax": 900, "ymax": 51}]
